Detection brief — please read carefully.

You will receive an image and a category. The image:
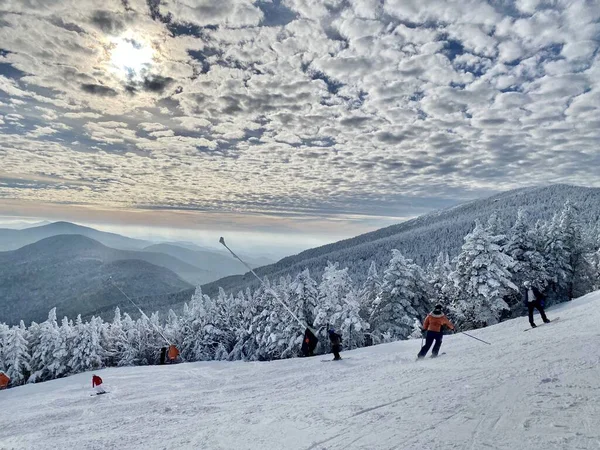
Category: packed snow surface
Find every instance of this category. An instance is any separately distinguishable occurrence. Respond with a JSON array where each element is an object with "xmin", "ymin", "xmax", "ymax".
[{"xmin": 2, "ymin": 292, "xmax": 600, "ymax": 450}]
